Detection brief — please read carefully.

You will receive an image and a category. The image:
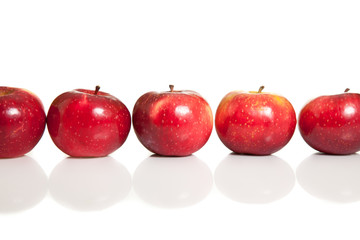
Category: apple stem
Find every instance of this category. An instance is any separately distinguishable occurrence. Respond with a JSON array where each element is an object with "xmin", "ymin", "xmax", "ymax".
[
  {"xmin": 95, "ymin": 85, "xmax": 100, "ymax": 95},
  {"xmin": 169, "ymin": 85, "xmax": 174, "ymax": 92},
  {"xmin": 258, "ymin": 86, "xmax": 265, "ymax": 93},
  {"xmin": 345, "ymin": 88, "xmax": 350, "ymax": 93}
]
